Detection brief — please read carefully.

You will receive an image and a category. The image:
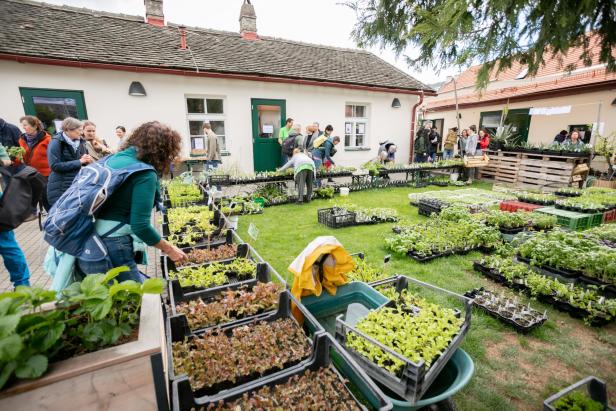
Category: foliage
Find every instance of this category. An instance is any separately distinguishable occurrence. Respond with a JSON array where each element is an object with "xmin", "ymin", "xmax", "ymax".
[
  {"xmin": 170, "ymin": 258, "xmax": 257, "ymax": 289},
  {"xmin": 166, "ymin": 180, "xmax": 203, "ymax": 207},
  {"xmin": 593, "ymin": 130, "xmax": 616, "ymax": 175},
  {"xmin": 518, "ymin": 230, "xmax": 616, "ymax": 285},
  {"xmin": 336, "ymin": 203, "xmax": 399, "ymax": 223},
  {"xmin": 252, "ymin": 184, "xmax": 290, "ymax": 205},
  {"xmin": 313, "ymin": 186, "xmax": 335, "ymax": 199},
  {"xmin": 344, "ymin": 1, "xmax": 616, "ymax": 89},
  {"xmin": 517, "ymin": 192, "xmax": 556, "ymax": 205},
  {"xmin": 554, "ymin": 188, "xmax": 616, "ymax": 212},
  {"xmin": 181, "ymin": 244, "xmax": 238, "ymax": 267},
  {"xmin": 585, "ymin": 224, "xmax": 616, "ymax": 247},
  {"xmin": 346, "ymin": 289, "xmax": 463, "ymax": 374},
  {"xmin": 209, "ymin": 366, "xmax": 361, "ymax": 410},
  {"xmin": 167, "ymin": 206, "xmax": 215, "ymax": 234},
  {"xmin": 347, "ymin": 259, "xmax": 390, "ymax": 283},
  {"xmin": 480, "ymin": 255, "xmax": 616, "ymax": 322},
  {"xmin": 7, "ymin": 146, "xmax": 25, "ymax": 162},
  {"xmin": 0, "ymin": 267, "xmax": 163, "ymax": 389},
  {"xmin": 172, "ymin": 318, "xmax": 310, "ymax": 390},
  {"xmin": 553, "ymin": 390, "xmax": 605, "ymax": 411},
  {"xmin": 175, "ymin": 282, "xmax": 283, "ymax": 330},
  {"xmin": 484, "ymin": 210, "xmax": 529, "ymax": 229}
]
